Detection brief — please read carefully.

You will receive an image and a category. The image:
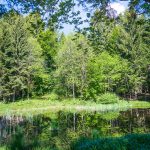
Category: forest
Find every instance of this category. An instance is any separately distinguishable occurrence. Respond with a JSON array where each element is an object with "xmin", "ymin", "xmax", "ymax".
[
  {"xmin": 0, "ymin": 0, "xmax": 150, "ymax": 150},
  {"xmin": 0, "ymin": 0, "xmax": 150, "ymax": 103}
]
